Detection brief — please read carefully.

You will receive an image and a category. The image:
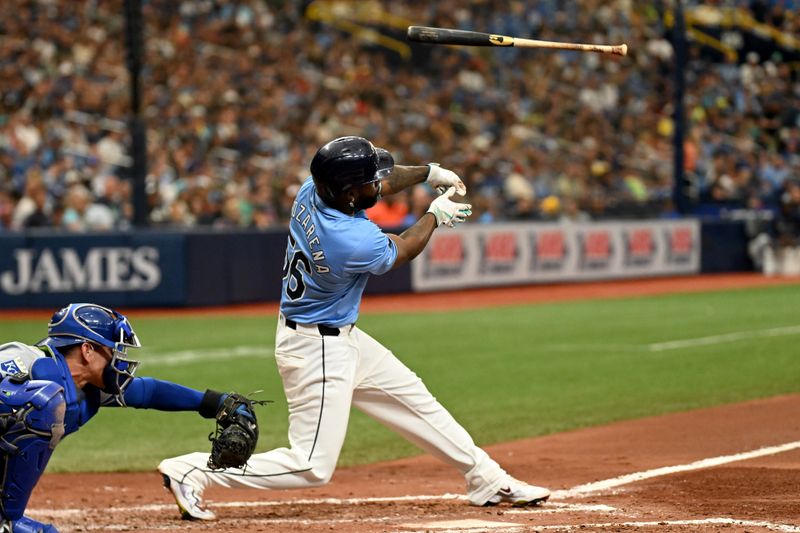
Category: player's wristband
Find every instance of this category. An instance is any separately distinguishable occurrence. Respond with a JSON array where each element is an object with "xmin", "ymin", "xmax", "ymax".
[
  {"xmin": 199, "ymin": 389, "xmax": 224, "ymax": 418},
  {"xmin": 425, "ymin": 207, "xmax": 444, "ymax": 227}
]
